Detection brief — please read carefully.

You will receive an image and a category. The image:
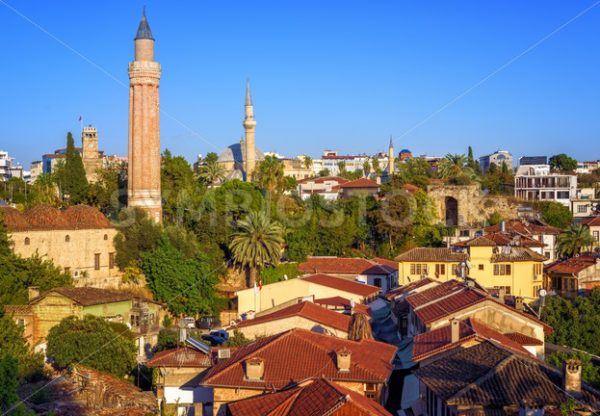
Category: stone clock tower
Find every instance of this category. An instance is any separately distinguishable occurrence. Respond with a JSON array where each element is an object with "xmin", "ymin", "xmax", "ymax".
[
  {"xmin": 127, "ymin": 9, "xmax": 162, "ymax": 223},
  {"xmin": 81, "ymin": 126, "xmax": 101, "ymax": 183}
]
